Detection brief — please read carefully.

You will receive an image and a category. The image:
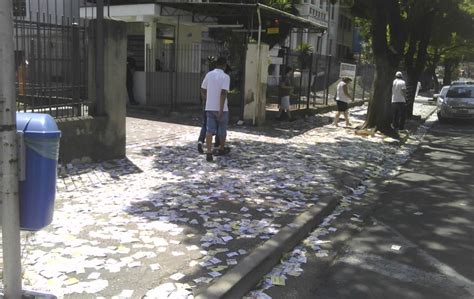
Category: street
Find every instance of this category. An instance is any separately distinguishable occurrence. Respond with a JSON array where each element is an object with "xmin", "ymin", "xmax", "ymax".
[{"xmin": 306, "ymin": 117, "xmax": 474, "ymax": 298}]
